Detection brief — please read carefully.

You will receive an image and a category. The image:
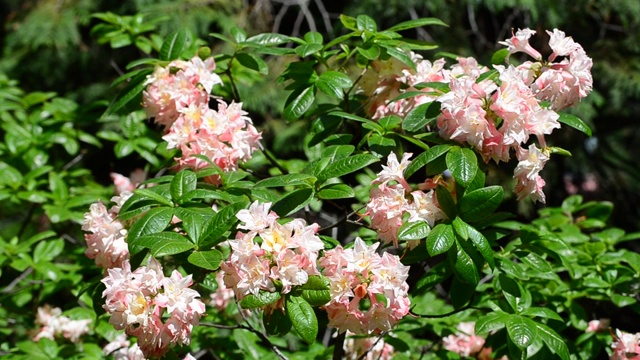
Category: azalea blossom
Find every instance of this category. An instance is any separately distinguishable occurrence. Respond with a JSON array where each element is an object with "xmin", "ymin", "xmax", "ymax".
[
  {"xmin": 343, "ymin": 332, "xmax": 395, "ymax": 360},
  {"xmin": 33, "ymin": 305, "xmax": 91, "ymax": 344},
  {"xmin": 611, "ymin": 329, "xmax": 640, "ymax": 360},
  {"xmin": 320, "ymin": 238, "xmax": 410, "ymax": 334},
  {"xmin": 442, "ymin": 322, "xmax": 486, "ymax": 357}
]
